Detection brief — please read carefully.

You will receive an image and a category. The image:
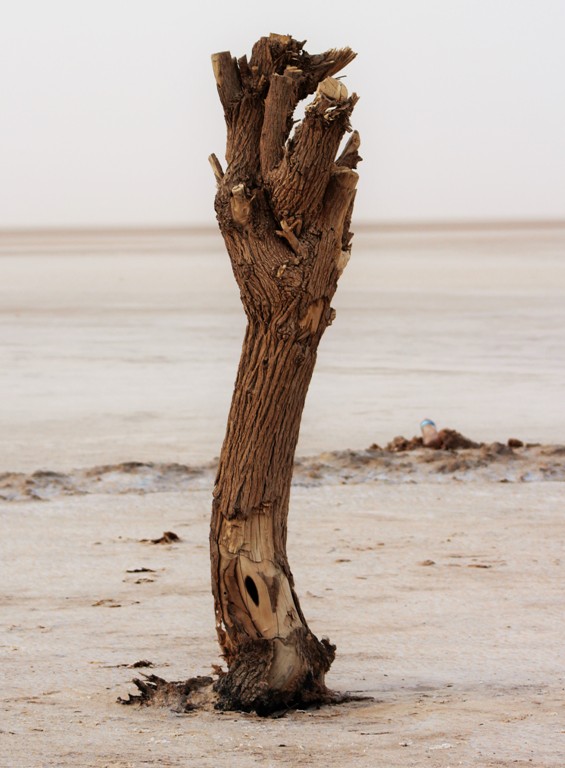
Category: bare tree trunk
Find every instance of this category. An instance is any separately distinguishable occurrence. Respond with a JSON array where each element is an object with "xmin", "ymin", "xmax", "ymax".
[{"xmin": 209, "ymin": 34, "xmax": 360, "ymax": 713}]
